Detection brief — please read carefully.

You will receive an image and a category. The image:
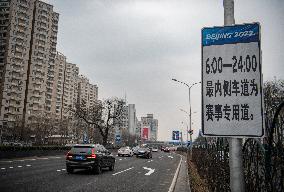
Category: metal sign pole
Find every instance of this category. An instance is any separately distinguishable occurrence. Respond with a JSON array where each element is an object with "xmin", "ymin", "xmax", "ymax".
[{"xmin": 224, "ymin": 0, "xmax": 245, "ymax": 191}]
